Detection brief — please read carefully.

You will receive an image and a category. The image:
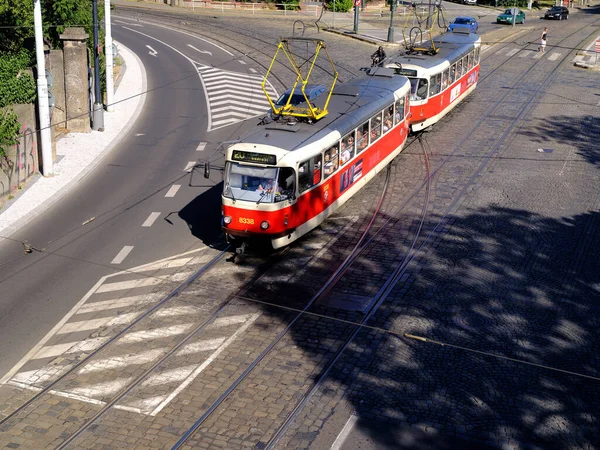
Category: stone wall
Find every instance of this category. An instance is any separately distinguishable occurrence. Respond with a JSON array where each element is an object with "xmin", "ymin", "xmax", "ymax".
[{"xmin": 0, "ymin": 104, "xmax": 39, "ymax": 200}]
